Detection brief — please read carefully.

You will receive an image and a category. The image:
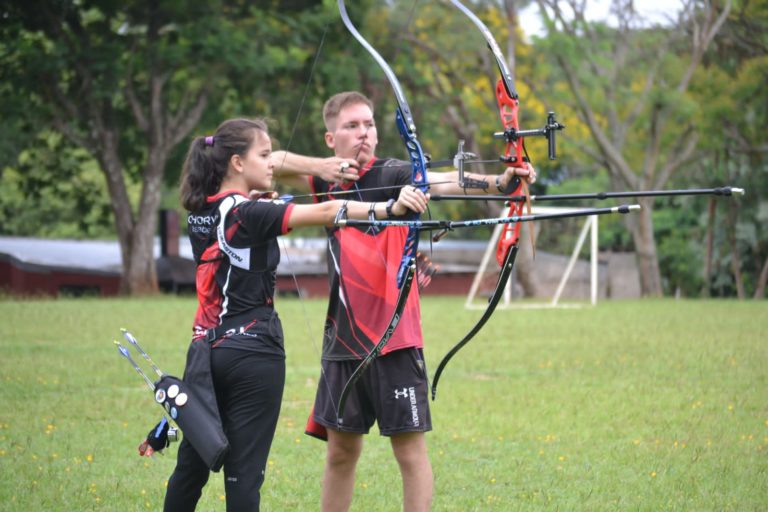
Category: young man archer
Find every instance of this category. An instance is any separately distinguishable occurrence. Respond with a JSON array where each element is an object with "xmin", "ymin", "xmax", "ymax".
[{"xmin": 273, "ymin": 91, "xmax": 535, "ymax": 512}]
